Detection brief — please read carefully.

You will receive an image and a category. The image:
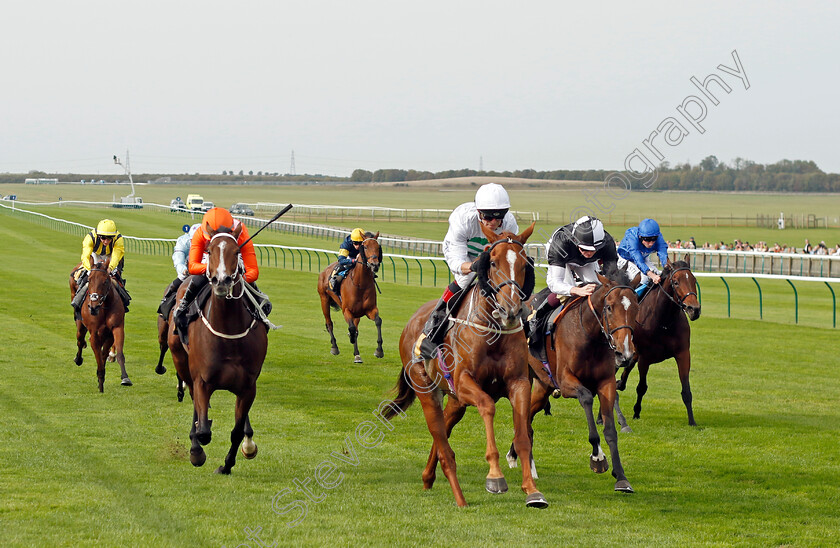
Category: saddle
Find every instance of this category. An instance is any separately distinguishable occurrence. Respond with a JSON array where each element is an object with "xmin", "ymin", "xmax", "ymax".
[{"xmin": 176, "ymin": 283, "xmax": 273, "ymax": 347}]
